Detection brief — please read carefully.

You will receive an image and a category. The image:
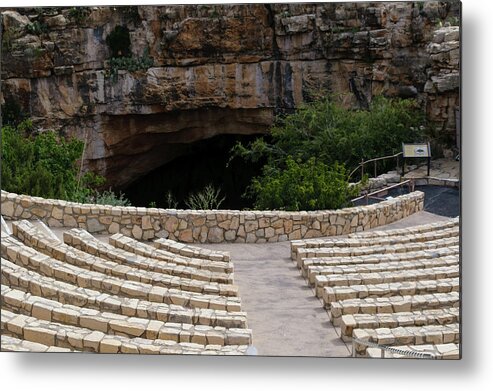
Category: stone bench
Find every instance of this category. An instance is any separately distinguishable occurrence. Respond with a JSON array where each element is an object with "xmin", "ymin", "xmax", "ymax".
[
  {"xmin": 352, "ymin": 323, "xmax": 460, "ymax": 357},
  {"xmin": 299, "ymin": 246, "xmax": 459, "ymax": 269},
  {"xmin": 12, "ymin": 221, "xmax": 237, "ymax": 297},
  {"xmin": 348, "ymin": 217, "xmax": 459, "ymax": 239},
  {"xmin": 1, "ymin": 236, "xmax": 242, "ymax": 311},
  {"xmin": 153, "ymin": 237, "xmax": 230, "ymax": 262},
  {"xmin": 322, "ymin": 277, "xmax": 459, "ymax": 302},
  {"xmin": 291, "ymin": 226, "xmax": 458, "ymax": 258},
  {"xmin": 294, "ymin": 236, "xmax": 459, "ymax": 263},
  {"xmin": 316, "ymin": 265, "xmax": 459, "ymax": 294},
  {"xmin": 1, "ymin": 334, "xmax": 73, "ymax": 352},
  {"xmin": 366, "ymin": 343, "xmax": 460, "ymax": 359},
  {"xmin": 329, "ymin": 292, "xmax": 460, "ymax": 325},
  {"xmin": 1, "ymin": 257, "xmax": 247, "ymax": 328},
  {"xmin": 110, "ymin": 233, "xmax": 233, "ymax": 274},
  {"xmin": 308, "ymin": 255, "xmax": 459, "ymax": 285},
  {"xmin": 2, "ymin": 285, "xmax": 252, "ymax": 346},
  {"xmin": 61, "ymin": 227, "xmax": 232, "ymax": 284},
  {"xmin": 340, "ymin": 308, "xmax": 459, "ymax": 341},
  {"xmin": 1, "ymin": 309, "xmax": 250, "ymax": 355}
]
